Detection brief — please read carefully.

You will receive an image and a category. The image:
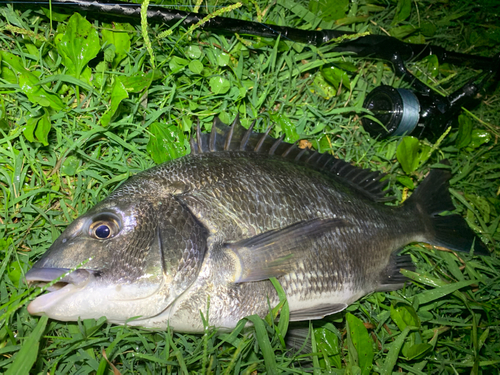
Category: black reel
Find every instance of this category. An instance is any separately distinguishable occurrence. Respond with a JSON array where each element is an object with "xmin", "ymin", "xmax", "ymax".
[{"xmin": 361, "ymin": 60, "xmax": 499, "ymax": 141}]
